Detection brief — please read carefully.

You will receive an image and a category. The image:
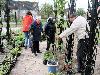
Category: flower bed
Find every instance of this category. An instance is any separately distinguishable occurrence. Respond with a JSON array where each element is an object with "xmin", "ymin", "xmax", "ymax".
[{"xmin": 0, "ymin": 30, "xmax": 24, "ymax": 75}]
